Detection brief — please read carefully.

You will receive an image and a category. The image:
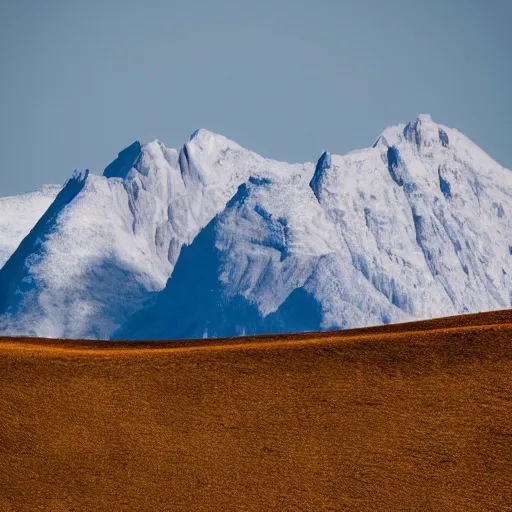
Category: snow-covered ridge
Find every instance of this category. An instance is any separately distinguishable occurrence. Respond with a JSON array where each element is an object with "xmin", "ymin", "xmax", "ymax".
[
  {"xmin": 0, "ymin": 184, "xmax": 62, "ymax": 268},
  {"xmin": 0, "ymin": 115, "xmax": 510, "ymax": 340},
  {"xmin": 0, "ymin": 129, "xmax": 311, "ymax": 338}
]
